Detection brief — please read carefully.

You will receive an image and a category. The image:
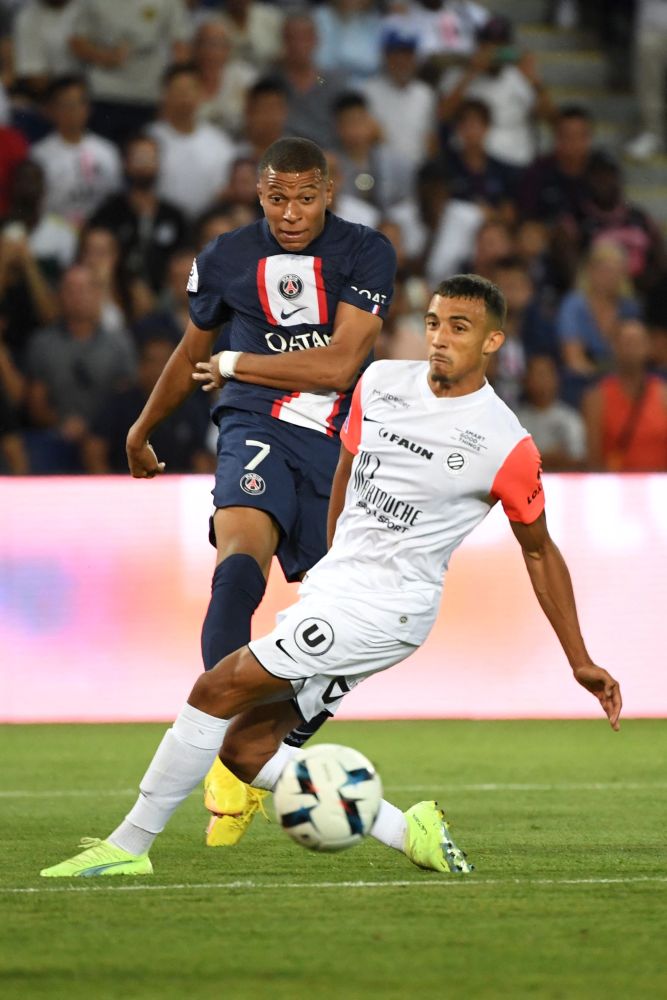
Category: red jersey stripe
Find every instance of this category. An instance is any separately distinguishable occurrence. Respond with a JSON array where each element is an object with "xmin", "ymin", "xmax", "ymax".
[
  {"xmin": 257, "ymin": 258, "xmax": 277, "ymax": 325},
  {"xmin": 271, "ymin": 390, "xmax": 301, "ymax": 419},
  {"xmin": 313, "ymin": 257, "xmax": 328, "ymax": 324}
]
